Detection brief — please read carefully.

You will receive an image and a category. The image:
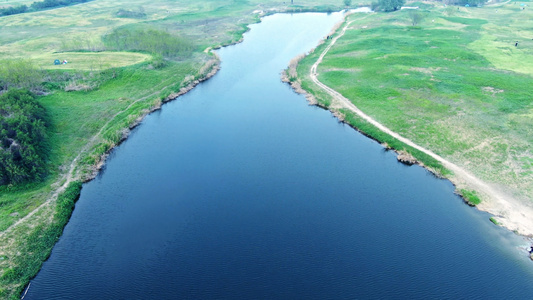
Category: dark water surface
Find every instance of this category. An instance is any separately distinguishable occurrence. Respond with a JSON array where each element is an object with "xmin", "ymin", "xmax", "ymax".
[{"xmin": 27, "ymin": 13, "xmax": 533, "ymax": 299}]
